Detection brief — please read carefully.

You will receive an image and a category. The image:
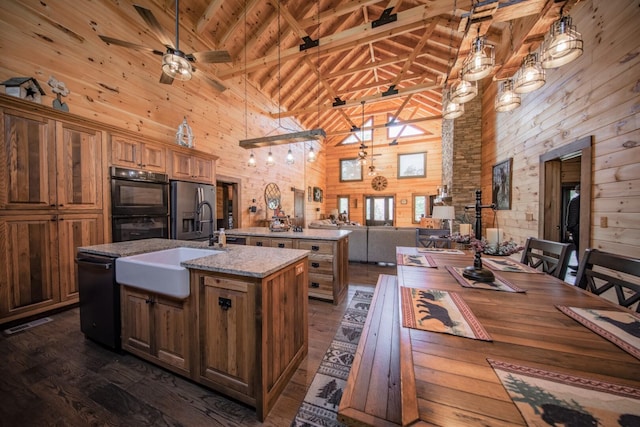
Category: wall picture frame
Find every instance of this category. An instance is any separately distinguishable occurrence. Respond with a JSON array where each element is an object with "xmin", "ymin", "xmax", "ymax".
[
  {"xmin": 313, "ymin": 186, "xmax": 323, "ymax": 202},
  {"xmin": 397, "ymin": 152, "xmax": 426, "ymax": 178},
  {"xmin": 492, "ymin": 158, "xmax": 512, "ymax": 210},
  {"xmin": 307, "ymin": 186, "xmax": 312, "ymax": 202},
  {"xmin": 339, "ymin": 158, "xmax": 363, "ymax": 182}
]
